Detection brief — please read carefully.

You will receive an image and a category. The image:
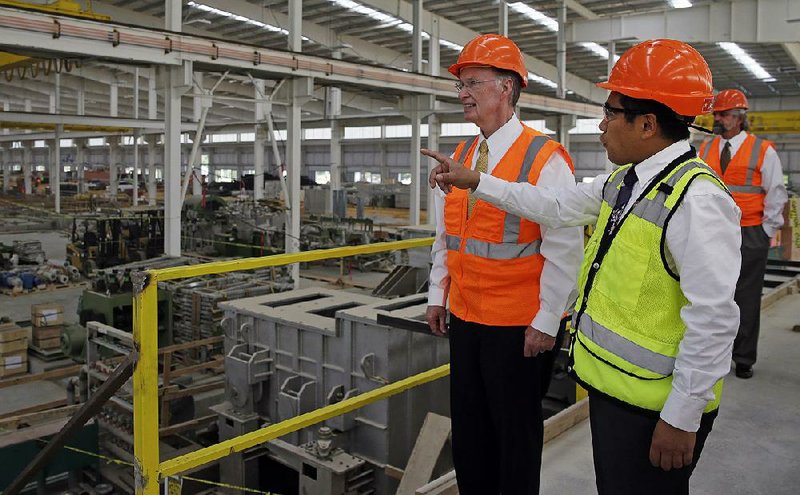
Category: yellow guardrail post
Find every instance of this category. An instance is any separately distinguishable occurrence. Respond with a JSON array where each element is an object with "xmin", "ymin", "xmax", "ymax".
[{"xmin": 132, "ymin": 270, "xmax": 160, "ymax": 495}]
